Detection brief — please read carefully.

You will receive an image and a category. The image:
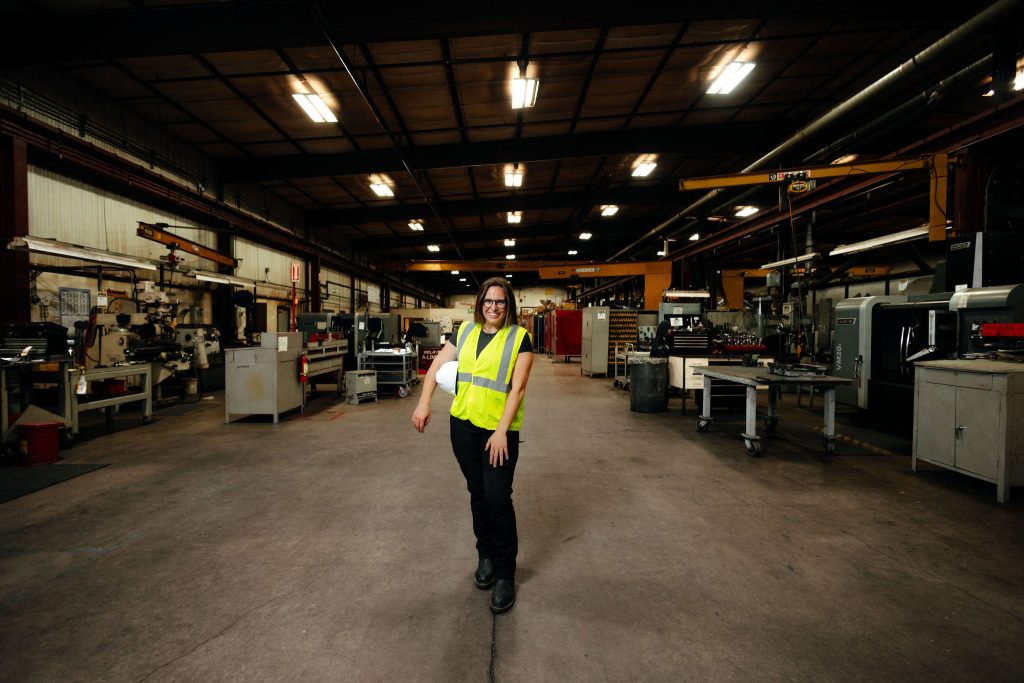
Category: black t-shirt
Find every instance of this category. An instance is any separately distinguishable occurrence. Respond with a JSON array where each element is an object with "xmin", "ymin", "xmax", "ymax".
[{"xmin": 446, "ymin": 327, "xmax": 534, "ymax": 356}]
